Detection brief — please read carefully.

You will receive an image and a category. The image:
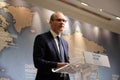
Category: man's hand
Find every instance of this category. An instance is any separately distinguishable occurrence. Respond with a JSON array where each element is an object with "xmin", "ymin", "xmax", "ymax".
[{"xmin": 57, "ymin": 62, "xmax": 68, "ymax": 68}]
